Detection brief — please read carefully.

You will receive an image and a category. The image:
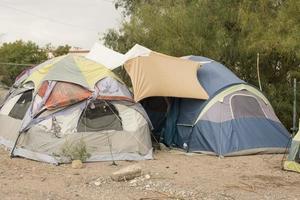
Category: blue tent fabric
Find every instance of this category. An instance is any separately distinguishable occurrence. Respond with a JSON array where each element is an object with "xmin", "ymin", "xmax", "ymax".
[
  {"xmin": 188, "ymin": 56, "xmax": 245, "ymax": 96},
  {"xmin": 162, "ymin": 55, "xmax": 290, "ymax": 155},
  {"xmin": 177, "ymin": 56, "xmax": 245, "ymax": 125},
  {"xmin": 163, "ymin": 99, "xmax": 180, "ymax": 146},
  {"xmin": 183, "ymin": 118, "xmax": 290, "ymax": 155}
]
